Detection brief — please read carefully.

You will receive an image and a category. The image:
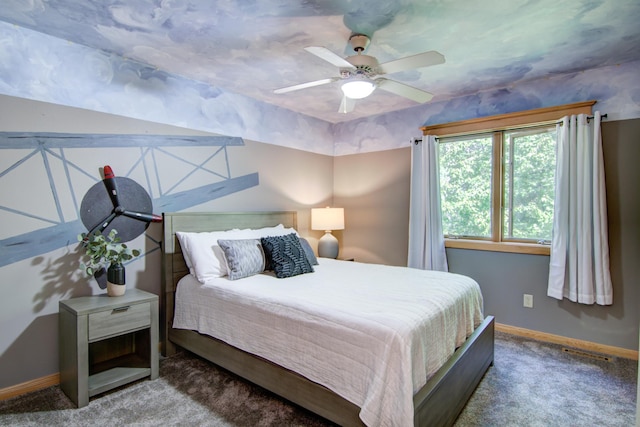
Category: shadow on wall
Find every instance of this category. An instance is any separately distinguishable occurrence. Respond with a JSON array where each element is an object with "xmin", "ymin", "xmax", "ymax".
[
  {"xmin": 30, "ymin": 245, "xmax": 94, "ymax": 313},
  {"xmin": 0, "ymin": 313, "xmax": 59, "ymax": 388}
]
